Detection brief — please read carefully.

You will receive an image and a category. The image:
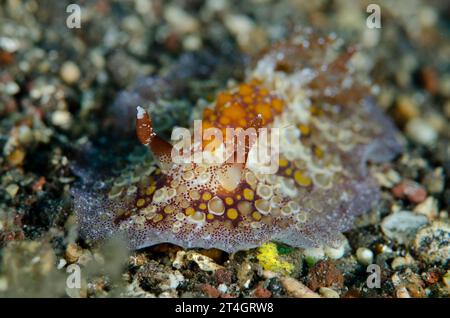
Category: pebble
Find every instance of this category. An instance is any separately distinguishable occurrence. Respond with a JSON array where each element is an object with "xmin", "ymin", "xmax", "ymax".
[
  {"xmin": 394, "ymin": 95, "xmax": 419, "ymax": 121},
  {"xmin": 324, "ymin": 244, "xmax": 346, "ymax": 260},
  {"xmin": 373, "ymin": 169, "xmax": 401, "ymax": 188},
  {"xmin": 392, "ymin": 180, "xmax": 427, "ymax": 204},
  {"xmin": 60, "ymin": 61, "xmax": 81, "ymax": 84},
  {"xmin": 356, "ymin": 247, "xmax": 374, "ymax": 266},
  {"xmin": 391, "ymin": 254, "xmax": 415, "ymax": 270},
  {"xmin": 78, "ymin": 250, "xmax": 94, "ymax": 266},
  {"xmin": 443, "ymin": 270, "xmax": 450, "ymax": 290},
  {"xmin": 381, "ymin": 211, "xmax": 428, "ymax": 244},
  {"xmin": 413, "ymin": 197, "xmax": 439, "ymax": 220},
  {"xmin": 279, "ymin": 276, "xmax": 320, "ymax": 298},
  {"xmin": 164, "ymin": 6, "xmax": 199, "ymax": 34},
  {"xmin": 422, "ymin": 168, "xmax": 444, "ymax": 194},
  {"xmin": 2, "ymin": 81, "xmax": 20, "ymax": 95},
  {"xmin": 319, "ymin": 287, "xmax": 340, "ymax": 298},
  {"xmin": 217, "ymin": 283, "xmax": 228, "ymax": 294},
  {"xmin": 200, "ymin": 284, "xmax": 221, "ymax": 298},
  {"xmin": 173, "ymin": 250, "xmax": 223, "ymax": 272},
  {"xmin": 413, "ymin": 221, "xmax": 450, "ymax": 265},
  {"xmin": 5, "ymin": 183, "xmax": 19, "ymax": 198},
  {"xmin": 254, "ymin": 284, "xmax": 272, "ymax": 298},
  {"xmin": 183, "ymin": 35, "xmax": 202, "ymax": 51},
  {"xmin": 405, "ymin": 118, "xmax": 437, "ymax": 146},
  {"xmin": 65, "ymin": 243, "xmax": 83, "ymax": 263},
  {"xmin": 51, "ymin": 110, "xmax": 73, "ymax": 130},
  {"xmin": 7, "ymin": 148, "xmax": 25, "ymax": 166},
  {"xmin": 444, "ymin": 100, "xmax": 450, "ymax": 119},
  {"xmin": 0, "ymin": 277, "xmax": 8, "ymax": 292},
  {"xmin": 303, "ymin": 246, "xmax": 325, "ymax": 264},
  {"xmin": 396, "ymin": 286, "xmax": 411, "ymax": 298}
]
